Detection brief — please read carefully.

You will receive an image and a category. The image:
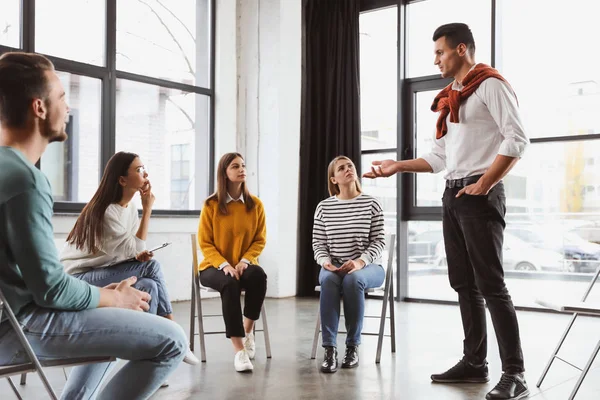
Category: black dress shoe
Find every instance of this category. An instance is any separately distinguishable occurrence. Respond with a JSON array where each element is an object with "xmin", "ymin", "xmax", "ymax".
[
  {"xmin": 486, "ymin": 373, "xmax": 529, "ymax": 400},
  {"xmin": 431, "ymin": 358, "xmax": 489, "ymax": 383},
  {"xmin": 341, "ymin": 345, "xmax": 359, "ymax": 369},
  {"xmin": 321, "ymin": 346, "xmax": 338, "ymax": 373}
]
